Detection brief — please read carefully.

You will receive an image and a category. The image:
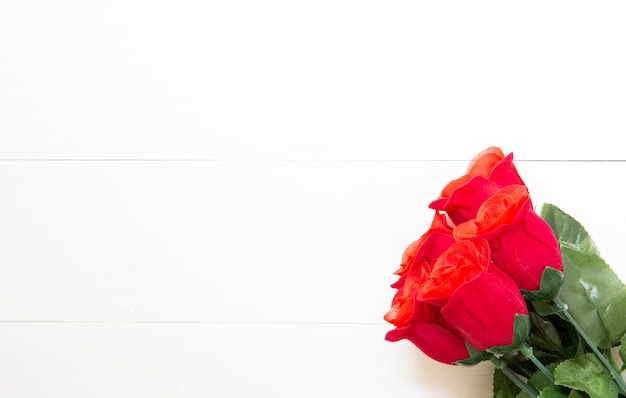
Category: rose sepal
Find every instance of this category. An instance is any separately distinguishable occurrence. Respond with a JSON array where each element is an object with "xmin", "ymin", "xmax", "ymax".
[
  {"xmin": 521, "ymin": 266, "xmax": 565, "ymax": 301},
  {"xmin": 486, "ymin": 314, "xmax": 532, "ymax": 355},
  {"xmin": 455, "ymin": 343, "xmax": 490, "ymax": 367}
]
